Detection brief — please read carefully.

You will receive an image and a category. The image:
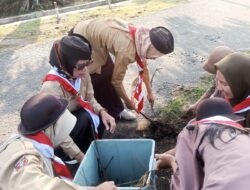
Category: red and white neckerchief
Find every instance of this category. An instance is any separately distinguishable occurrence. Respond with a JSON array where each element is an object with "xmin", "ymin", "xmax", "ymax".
[
  {"xmin": 132, "ymin": 75, "xmax": 144, "ymax": 112},
  {"xmin": 25, "ymin": 132, "xmax": 72, "ymax": 180},
  {"xmin": 190, "ymin": 115, "xmax": 243, "ymax": 129},
  {"xmin": 232, "ymin": 95, "xmax": 250, "ymax": 114},
  {"xmin": 129, "ymin": 25, "xmax": 144, "ymax": 112},
  {"xmin": 43, "ymin": 68, "xmax": 100, "ymax": 134}
]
